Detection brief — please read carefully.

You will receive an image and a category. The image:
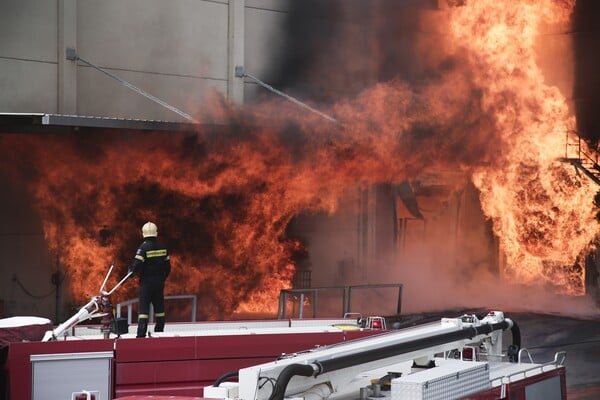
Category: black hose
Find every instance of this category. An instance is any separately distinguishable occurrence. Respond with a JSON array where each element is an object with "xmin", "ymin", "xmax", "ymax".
[
  {"xmin": 511, "ymin": 319, "xmax": 521, "ymax": 348},
  {"xmin": 268, "ymin": 363, "xmax": 315, "ymax": 400},
  {"xmin": 213, "ymin": 370, "xmax": 239, "ymax": 387},
  {"xmin": 507, "ymin": 319, "xmax": 521, "ymax": 363}
]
